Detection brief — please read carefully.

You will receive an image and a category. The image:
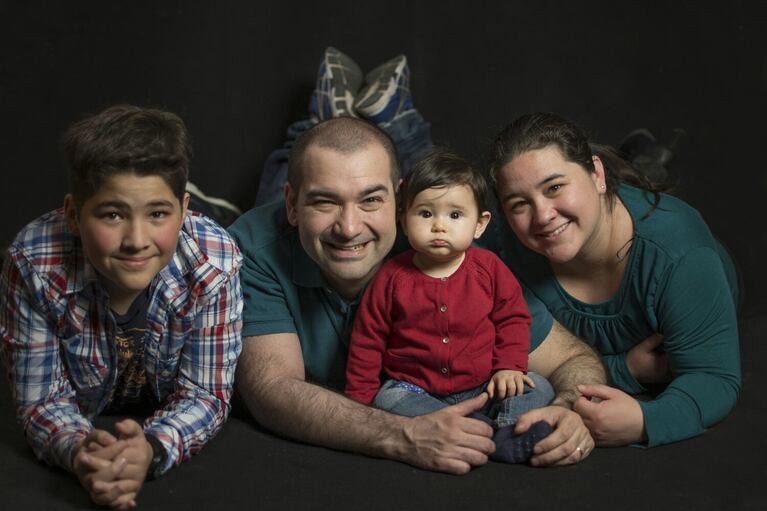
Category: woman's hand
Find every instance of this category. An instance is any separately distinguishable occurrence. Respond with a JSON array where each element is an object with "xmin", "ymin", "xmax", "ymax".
[
  {"xmin": 626, "ymin": 334, "xmax": 671, "ymax": 383},
  {"xmin": 573, "ymin": 384, "xmax": 646, "ymax": 446}
]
